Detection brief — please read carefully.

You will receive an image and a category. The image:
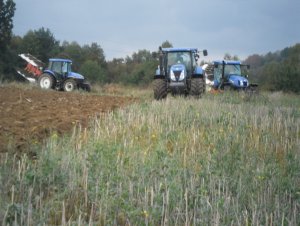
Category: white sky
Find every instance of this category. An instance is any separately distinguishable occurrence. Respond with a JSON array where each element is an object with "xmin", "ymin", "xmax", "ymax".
[{"xmin": 13, "ymin": 0, "xmax": 300, "ymax": 61}]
